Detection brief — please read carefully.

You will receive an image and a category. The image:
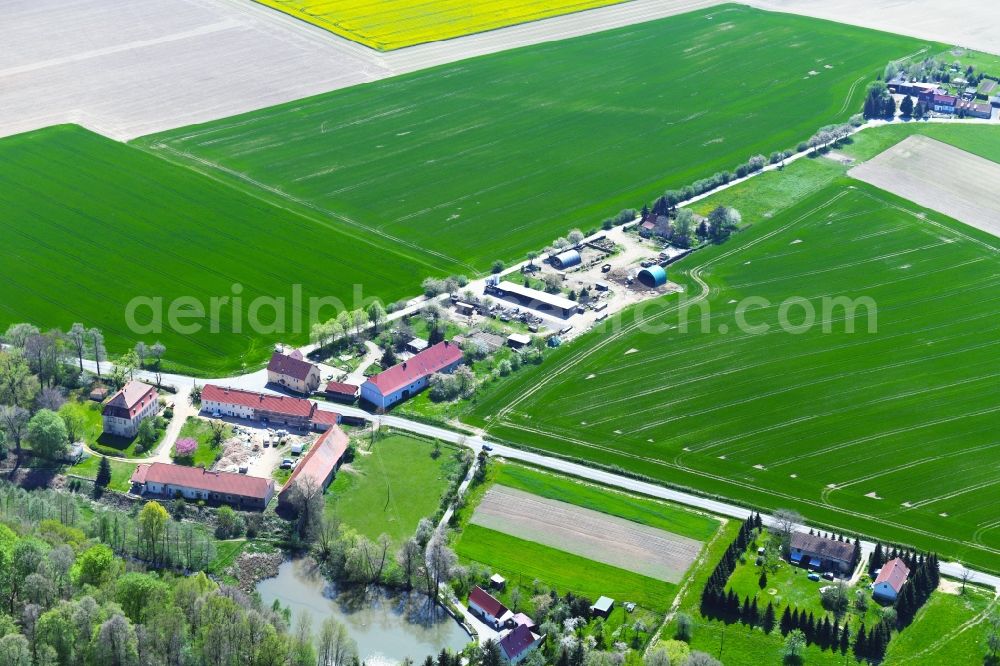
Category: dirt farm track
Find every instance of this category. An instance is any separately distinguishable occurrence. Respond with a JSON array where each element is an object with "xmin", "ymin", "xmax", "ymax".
[
  {"xmin": 0, "ymin": 0, "xmax": 717, "ymax": 141},
  {"xmin": 470, "ymin": 485, "xmax": 704, "ymax": 583}
]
